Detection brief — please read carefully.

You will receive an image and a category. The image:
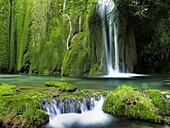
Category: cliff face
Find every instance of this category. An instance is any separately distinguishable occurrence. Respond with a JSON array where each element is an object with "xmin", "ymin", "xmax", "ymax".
[
  {"xmin": 0, "ymin": 0, "xmax": 169, "ymax": 75},
  {"xmin": 0, "ymin": 0, "xmax": 140, "ymax": 76}
]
